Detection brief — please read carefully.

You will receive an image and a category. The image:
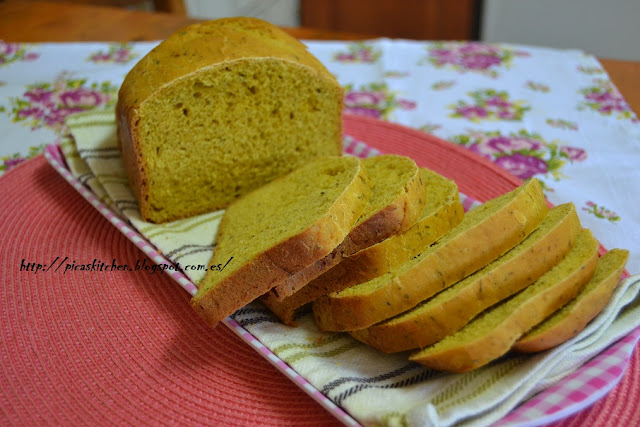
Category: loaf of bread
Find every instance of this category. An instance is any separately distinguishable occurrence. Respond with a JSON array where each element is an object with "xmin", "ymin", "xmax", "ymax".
[
  {"xmin": 312, "ymin": 178, "xmax": 549, "ymax": 332},
  {"xmin": 117, "ymin": 17, "xmax": 344, "ymax": 223},
  {"xmin": 513, "ymin": 248, "xmax": 629, "ymax": 353},
  {"xmin": 270, "ymin": 155, "xmax": 426, "ymax": 300},
  {"xmin": 191, "ymin": 156, "xmax": 371, "ymax": 327},
  {"xmin": 351, "ymin": 203, "xmax": 582, "ymax": 353},
  {"xmin": 409, "ymin": 229, "xmax": 599, "ymax": 373},
  {"xmin": 261, "ymin": 168, "xmax": 463, "ymax": 324}
]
